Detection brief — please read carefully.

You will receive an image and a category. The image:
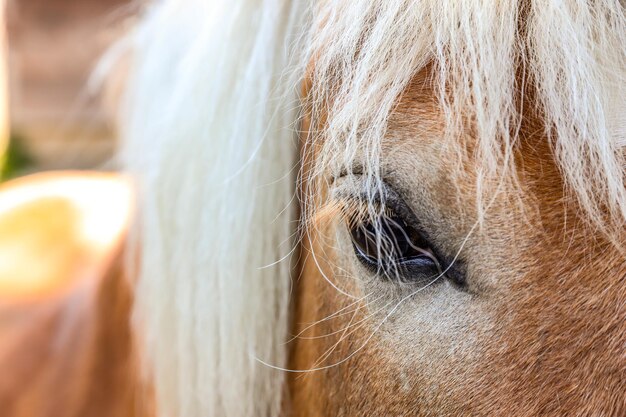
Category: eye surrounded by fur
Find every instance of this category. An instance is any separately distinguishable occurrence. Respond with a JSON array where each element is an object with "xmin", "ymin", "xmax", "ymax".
[{"xmin": 348, "ymin": 210, "xmax": 442, "ymax": 282}]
